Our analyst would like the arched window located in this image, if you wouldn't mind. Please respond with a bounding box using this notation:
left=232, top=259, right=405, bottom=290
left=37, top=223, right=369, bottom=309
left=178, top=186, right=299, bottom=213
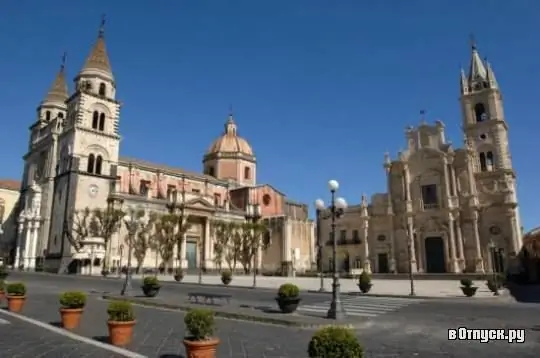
left=474, top=103, right=487, bottom=122
left=58, top=112, right=64, bottom=119
left=99, top=83, right=106, bottom=96
left=45, top=111, right=51, bottom=121
left=486, top=151, right=494, bottom=170
left=207, top=166, right=215, bottom=176
left=479, top=152, right=487, bottom=171
left=92, top=111, right=99, bottom=129
left=244, top=167, right=251, bottom=180
left=87, top=154, right=95, bottom=173
left=95, top=155, right=103, bottom=175
left=99, top=113, right=105, bottom=131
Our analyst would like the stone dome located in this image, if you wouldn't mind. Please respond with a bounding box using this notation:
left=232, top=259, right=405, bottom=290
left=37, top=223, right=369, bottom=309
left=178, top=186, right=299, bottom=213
left=206, top=115, right=254, bottom=156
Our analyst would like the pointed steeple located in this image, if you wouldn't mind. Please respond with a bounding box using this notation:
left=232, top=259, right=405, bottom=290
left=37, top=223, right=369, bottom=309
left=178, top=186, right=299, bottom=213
left=224, top=108, right=237, bottom=136
left=468, top=35, right=487, bottom=82
left=43, top=53, right=68, bottom=105
left=80, top=15, right=113, bottom=78
left=485, top=58, right=498, bottom=89
left=460, top=67, right=468, bottom=94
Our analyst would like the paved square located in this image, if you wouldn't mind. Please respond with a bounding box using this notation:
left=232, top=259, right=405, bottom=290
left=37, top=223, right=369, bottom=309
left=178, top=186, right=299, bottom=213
left=299, top=295, right=425, bottom=317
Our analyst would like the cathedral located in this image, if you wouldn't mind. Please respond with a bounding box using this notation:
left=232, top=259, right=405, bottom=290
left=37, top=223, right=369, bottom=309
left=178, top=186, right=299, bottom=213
left=14, top=22, right=315, bottom=275
left=320, top=41, right=523, bottom=275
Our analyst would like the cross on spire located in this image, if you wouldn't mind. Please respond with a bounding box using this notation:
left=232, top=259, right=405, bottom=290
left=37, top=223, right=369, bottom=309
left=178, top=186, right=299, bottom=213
left=99, top=14, right=106, bottom=38
left=228, top=104, right=234, bottom=116
left=61, top=52, right=67, bottom=70
left=469, top=33, right=477, bottom=50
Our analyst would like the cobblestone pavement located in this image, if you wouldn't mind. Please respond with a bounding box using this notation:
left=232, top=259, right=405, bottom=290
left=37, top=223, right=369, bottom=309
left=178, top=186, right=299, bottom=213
left=0, top=313, right=126, bottom=357
left=9, top=282, right=540, bottom=358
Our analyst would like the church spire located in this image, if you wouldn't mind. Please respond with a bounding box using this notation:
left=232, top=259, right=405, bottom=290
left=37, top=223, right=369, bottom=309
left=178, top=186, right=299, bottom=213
left=467, top=35, right=487, bottom=83
left=79, top=15, right=113, bottom=78
left=42, top=52, right=68, bottom=105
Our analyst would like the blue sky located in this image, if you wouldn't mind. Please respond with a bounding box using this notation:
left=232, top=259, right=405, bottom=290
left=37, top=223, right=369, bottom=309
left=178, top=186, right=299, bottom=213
left=1, top=1, right=539, bottom=229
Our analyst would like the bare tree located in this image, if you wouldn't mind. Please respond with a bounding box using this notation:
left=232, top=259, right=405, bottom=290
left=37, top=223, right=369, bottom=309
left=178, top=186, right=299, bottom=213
left=129, top=212, right=158, bottom=274
left=148, top=214, right=163, bottom=275
left=239, top=222, right=269, bottom=274
left=224, top=223, right=242, bottom=272
left=155, top=214, right=176, bottom=272
left=212, top=220, right=237, bottom=272
left=68, top=208, right=93, bottom=251
left=89, top=206, right=125, bottom=274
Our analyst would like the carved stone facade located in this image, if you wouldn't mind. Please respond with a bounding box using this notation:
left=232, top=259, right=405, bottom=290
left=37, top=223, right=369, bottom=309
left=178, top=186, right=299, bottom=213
left=320, top=42, right=522, bottom=274
left=15, top=23, right=315, bottom=275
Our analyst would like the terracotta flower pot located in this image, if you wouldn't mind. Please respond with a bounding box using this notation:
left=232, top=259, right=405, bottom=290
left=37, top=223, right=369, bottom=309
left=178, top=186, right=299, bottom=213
left=60, top=308, right=84, bottom=330
left=7, top=295, right=26, bottom=313
left=184, top=338, right=220, bottom=358
left=107, top=320, right=136, bottom=346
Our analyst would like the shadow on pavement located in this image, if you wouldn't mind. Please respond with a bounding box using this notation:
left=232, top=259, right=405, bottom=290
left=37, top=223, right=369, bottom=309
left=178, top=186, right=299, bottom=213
left=48, top=321, right=63, bottom=328
left=239, top=304, right=282, bottom=314
left=159, top=355, right=185, bottom=358
left=507, top=283, right=540, bottom=303
left=92, top=335, right=110, bottom=344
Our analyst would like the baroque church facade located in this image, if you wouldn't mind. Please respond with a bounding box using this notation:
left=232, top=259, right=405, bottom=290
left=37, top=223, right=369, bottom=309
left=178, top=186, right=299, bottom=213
left=15, top=22, right=315, bottom=275
left=320, top=42, right=523, bottom=274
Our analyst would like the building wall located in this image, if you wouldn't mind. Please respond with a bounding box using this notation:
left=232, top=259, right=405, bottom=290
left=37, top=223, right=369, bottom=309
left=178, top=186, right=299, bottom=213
left=0, top=181, right=21, bottom=255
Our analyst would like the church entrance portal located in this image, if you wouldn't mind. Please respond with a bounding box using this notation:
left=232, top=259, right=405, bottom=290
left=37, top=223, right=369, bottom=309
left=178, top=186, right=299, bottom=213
left=424, top=237, right=446, bottom=273
left=378, top=253, right=389, bottom=273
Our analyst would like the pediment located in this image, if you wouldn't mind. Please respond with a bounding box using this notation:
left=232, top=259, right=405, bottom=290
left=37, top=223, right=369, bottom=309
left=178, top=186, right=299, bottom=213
left=185, top=197, right=214, bottom=210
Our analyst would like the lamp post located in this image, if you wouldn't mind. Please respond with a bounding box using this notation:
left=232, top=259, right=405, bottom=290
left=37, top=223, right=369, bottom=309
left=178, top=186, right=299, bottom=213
left=315, top=179, right=348, bottom=320
left=314, top=203, right=326, bottom=292
left=245, top=202, right=262, bottom=288
left=406, top=228, right=416, bottom=296
left=118, top=244, right=124, bottom=278
left=488, top=239, right=499, bottom=295
left=121, top=210, right=148, bottom=296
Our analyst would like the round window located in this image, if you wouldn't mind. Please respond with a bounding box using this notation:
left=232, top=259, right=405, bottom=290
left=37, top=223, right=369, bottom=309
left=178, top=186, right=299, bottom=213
left=263, top=194, right=271, bottom=206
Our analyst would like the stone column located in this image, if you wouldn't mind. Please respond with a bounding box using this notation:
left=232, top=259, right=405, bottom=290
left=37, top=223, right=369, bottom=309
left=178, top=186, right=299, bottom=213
left=204, top=218, right=213, bottom=269
left=455, top=218, right=465, bottom=270
left=23, top=220, right=32, bottom=269
left=442, top=158, right=452, bottom=201
left=407, top=217, right=417, bottom=273
left=449, top=165, right=458, bottom=196
left=384, top=160, right=396, bottom=272
left=508, top=210, right=520, bottom=254
left=403, top=164, right=412, bottom=201
left=180, top=232, right=187, bottom=269
left=472, top=211, right=484, bottom=273
left=28, top=220, right=40, bottom=270
left=362, top=220, right=371, bottom=273
left=14, top=222, right=24, bottom=269
left=447, top=215, right=459, bottom=273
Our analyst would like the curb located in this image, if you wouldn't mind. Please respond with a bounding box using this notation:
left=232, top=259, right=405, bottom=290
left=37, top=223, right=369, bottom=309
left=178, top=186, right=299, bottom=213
left=306, top=289, right=440, bottom=299
left=102, top=295, right=357, bottom=329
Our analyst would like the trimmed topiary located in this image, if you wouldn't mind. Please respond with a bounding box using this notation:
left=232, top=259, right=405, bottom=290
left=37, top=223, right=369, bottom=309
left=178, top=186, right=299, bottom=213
left=308, top=326, right=364, bottom=358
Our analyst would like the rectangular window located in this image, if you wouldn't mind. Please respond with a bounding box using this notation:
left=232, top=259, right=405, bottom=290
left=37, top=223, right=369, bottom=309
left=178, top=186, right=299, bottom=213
left=192, top=188, right=201, bottom=194
left=340, top=230, right=347, bottom=242
left=352, top=229, right=360, bottom=243
left=139, top=180, right=149, bottom=197
left=167, top=185, right=176, bottom=201
left=354, top=256, right=362, bottom=268
left=421, top=184, right=438, bottom=207
left=214, top=193, right=221, bottom=206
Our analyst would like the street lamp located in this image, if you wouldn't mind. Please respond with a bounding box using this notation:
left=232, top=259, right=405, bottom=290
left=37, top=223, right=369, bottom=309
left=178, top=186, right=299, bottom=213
left=488, top=239, right=499, bottom=295
left=121, top=210, right=148, bottom=296
left=407, top=229, right=416, bottom=296
left=314, top=198, right=327, bottom=292
left=315, top=179, right=348, bottom=320
left=245, top=202, right=262, bottom=288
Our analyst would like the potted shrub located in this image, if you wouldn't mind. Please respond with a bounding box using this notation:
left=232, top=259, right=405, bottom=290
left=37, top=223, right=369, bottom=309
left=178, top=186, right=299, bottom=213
left=183, top=308, right=219, bottom=358
left=460, top=278, right=478, bottom=297
left=308, top=326, right=364, bottom=357
left=221, top=271, right=232, bottom=285
left=107, top=300, right=136, bottom=346
left=358, top=271, right=372, bottom=294
left=0, top=265, right=8, bottom=280
left=0, top=280, right=5, bottom=301
left=59, top=291, right=87, bottom=330
left=6, top=282, right=26, bottom=312
left=174, top=268, right=184, bottom=282
left=141, top=276, right=161, bottom=297
left=486, top=278, right=500, bottom=295
left=275, top=283, right=301, bottom=313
